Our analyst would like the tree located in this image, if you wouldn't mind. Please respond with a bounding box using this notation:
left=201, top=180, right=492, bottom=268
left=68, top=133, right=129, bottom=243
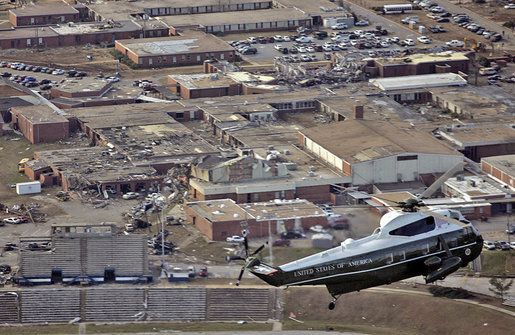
left=476, top=56, right=490, bottom=67
left=489, top=277, right=513, bottom=300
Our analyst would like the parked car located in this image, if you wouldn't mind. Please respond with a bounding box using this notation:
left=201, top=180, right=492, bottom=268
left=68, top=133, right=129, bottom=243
left=483, top=240, right=496, bottom=250
left=273, top=239, right=291, bottom=247
left=280, top=231, right=306, bottom=239
left=402, top=38, right=416, bottom=46
left=0, top=264, right=11, bottom=275
left=479, top=67, right=497, bottom=76
left=417, top=36, right=432, bottom=44
left=241, top=47, right=257, bottom=55
left=331, top=23, right=348, bottom=30
left=355, top=20, right=370, bottom=26
left=446, top=40, right=464, bottom=47
left=226, top=235, right=245, bottom=243
left=511, top=242, right=515, bottom=250
left=309, top=225, right=328, bottom=233
left=3, top=243, right=17, bottom=252
left=504, top=4, right=515, bottom=9
left=497, top=241, right=511, bottom=251
left=122, top=192, right=140, bottom=200
left=506, top=226, right=515, bottom=234
left=296, top=36, right=313, bottom=43
left=2, top=217, right=22, bottom=224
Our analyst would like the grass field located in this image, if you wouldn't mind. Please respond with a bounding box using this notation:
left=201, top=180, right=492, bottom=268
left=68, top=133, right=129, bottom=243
left=284, top=287, right=515, bottom=335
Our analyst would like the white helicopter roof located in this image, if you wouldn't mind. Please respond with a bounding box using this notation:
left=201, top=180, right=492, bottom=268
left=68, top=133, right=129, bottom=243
left=279, top=210, right=464, bottom=273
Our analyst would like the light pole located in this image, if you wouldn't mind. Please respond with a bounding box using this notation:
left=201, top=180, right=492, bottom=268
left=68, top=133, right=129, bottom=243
left=268, top=218, right=273, bottom=265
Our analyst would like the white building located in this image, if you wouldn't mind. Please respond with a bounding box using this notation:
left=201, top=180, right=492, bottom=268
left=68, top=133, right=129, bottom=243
left=299, top=118, right=463, bottom=186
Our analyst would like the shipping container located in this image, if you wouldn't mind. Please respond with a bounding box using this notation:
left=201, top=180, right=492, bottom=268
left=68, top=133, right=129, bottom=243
left=16, top=181, right=41, bottom=195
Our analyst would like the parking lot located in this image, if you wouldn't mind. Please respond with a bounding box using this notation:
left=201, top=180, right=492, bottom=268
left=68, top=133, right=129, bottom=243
left=230, top=26, right=449, bottom=65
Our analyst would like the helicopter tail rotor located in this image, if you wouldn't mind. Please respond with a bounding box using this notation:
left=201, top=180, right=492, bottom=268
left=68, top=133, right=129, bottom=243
left=229, top=232, right=266, bottom=286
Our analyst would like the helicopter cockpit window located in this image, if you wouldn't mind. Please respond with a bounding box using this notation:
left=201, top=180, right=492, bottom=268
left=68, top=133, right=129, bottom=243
left=389, top=216, right=435, bottom=237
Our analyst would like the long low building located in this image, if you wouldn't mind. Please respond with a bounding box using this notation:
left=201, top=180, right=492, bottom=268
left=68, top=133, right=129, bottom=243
left=115, top=31, right=235, bottom=68
left=0, top=20, right=169, bottom=49
left=161, top=8, right=312, bottom=34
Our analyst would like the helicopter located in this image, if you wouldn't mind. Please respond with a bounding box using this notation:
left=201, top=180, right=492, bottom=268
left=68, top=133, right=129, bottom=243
left=229, top=198, right=484, bottom=310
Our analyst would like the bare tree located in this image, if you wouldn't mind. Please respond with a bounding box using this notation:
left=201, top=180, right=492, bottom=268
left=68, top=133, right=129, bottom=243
left=489, top=277, right=513, bottom=301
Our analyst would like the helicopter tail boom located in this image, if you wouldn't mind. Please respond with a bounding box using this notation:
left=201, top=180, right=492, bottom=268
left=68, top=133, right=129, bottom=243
left=248, top=262, right=284, bottom=287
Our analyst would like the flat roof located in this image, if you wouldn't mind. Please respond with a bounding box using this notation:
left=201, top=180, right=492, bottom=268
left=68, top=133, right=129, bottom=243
left=170, top=73, right=238, bottom=90
left=482, top=155, right=515, bottom=179
left=87, top=0, right=271, bottom=20
left=430, top=86, right=514, bottom=122
left=116, top=32, right=233, bottom=56
left=67, top=102, right=195, bottom=129
left=51, top=20, right=145, bottom=35
left=160, top=8, right=309, bottom=27
left=186, top=199, right=249, bottom=222
left=301, top=119, right=459, bottom=164
left=445, top=175, right=508, bottom=199
left=242, top=199, right=325, bottom=221
left=0, top=26, right=59, bottom=39
left=12, top=105, right=68, bottom=124
left=10, top=4, right=79, bottom=17
left=369, top=73, right=467, bottom=91
left=439, top=123, right=515, bottom=147
left=52, top=78, right=111, bottom=94
left=187, top=198, right=326, bottom=222
left=375, top=52, right=470, bottom=66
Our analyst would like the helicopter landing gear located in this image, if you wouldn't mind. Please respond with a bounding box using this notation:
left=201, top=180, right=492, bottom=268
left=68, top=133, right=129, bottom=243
left=328, top=295, right=340, bottom=310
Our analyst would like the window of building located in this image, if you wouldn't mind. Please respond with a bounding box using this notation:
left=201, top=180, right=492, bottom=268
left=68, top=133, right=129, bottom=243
left=389, top=217, right=435, bottom=237
left=397, top=155, right=418, bottom=161
left=197, top=55, right=201, bottom=61
left=175, top=112, right=184, bottom=120
left=220, top=53, right=224, bottom=60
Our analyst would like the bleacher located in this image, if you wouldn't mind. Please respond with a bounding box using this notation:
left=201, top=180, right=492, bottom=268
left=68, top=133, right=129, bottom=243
left=207, top=288, right=273, bottom=321
left=84, top=288, right=146, bottom=322
left=19, top=229, right=149, bottom=283
left=20, top=238, right=81, bottom=278
left=20, top=289, right=80, bottom=323
left=0, top=292, right=19, bottom=323
left=147, top=287, right=207, bottom=321
left=0, top=286, right=281, bottom=324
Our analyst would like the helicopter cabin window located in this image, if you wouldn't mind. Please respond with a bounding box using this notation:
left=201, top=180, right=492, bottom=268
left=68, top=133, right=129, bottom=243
left=389, top=216, right=435, bottom=237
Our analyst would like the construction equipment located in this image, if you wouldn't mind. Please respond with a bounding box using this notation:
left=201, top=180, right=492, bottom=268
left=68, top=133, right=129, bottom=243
left=18, top=158, right=30, bottom=173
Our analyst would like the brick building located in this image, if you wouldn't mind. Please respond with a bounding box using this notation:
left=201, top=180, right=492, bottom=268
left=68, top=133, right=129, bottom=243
left=10, top=105, right=69, bottom=144
left=366, top=52, right=471, bottom=78
left=168, top=73, right=241, bottom=99
left=50, top=78, right=112, bottom=99
left=0, top=20, right=169, bottom=49
left=9, top=4, right=80, bottom=27
left=189, top=150, right=348, bottom=204
left=115, top=31, right=235, bottom=68
left=185, top=198, right=328, bottom=241
left=481, top=155, right=515, bottom=190
left=161, top=8, right=312, bottom=35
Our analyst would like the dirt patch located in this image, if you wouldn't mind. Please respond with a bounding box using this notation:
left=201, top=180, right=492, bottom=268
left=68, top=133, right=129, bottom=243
left=284, top=286, right=515, bottom=335
left=455, top=0, right=515, bottom=24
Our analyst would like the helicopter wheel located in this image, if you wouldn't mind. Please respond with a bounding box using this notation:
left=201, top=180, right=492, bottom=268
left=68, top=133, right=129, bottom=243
left=328, top=301, right=336, bottom=310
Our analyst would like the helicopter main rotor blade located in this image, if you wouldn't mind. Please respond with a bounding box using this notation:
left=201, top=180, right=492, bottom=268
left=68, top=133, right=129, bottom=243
left=243, top=236, right=249, bottom=258
left=226, top=255, right=246, bottom=262
left=250, top=244, right=265, bottom=257
left=236, top=266, right=246, bottom=286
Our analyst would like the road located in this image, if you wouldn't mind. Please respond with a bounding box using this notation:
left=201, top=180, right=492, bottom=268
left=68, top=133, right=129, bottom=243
left=404, top=274, right=515, bottom=298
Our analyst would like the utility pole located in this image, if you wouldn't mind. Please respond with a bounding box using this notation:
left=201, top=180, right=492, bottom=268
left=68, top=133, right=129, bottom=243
left=268, top=218, right=273, bottom=265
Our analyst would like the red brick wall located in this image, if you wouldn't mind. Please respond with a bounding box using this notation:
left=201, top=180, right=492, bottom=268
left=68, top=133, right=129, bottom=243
left=11, top=109, right=69, bottom=144
left=295, top=185, right=332, bottom=204
left=10, top=13, right=79, bottom=27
